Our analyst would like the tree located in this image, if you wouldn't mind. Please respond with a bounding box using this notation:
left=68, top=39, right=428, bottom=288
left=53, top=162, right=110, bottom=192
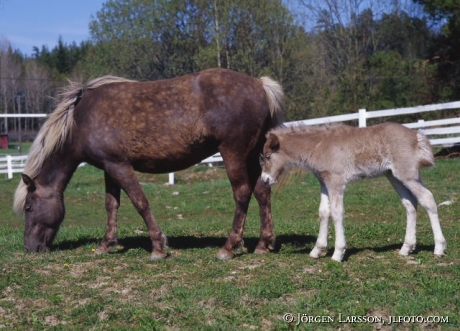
left=0, top=38, right=22, bottom=134
left=414, top=0, right=460, bottom=100
left=87, top=0, right=298, bottom=80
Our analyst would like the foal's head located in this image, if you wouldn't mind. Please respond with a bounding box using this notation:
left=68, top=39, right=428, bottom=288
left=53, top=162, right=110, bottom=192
left=21, top=174, right=65, bottom=252
left=261, top=132, right=287, bottom=185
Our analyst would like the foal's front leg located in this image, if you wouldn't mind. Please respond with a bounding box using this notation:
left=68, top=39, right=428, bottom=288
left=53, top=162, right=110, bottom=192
left=329, top=186, right=347, bottom=262
left=310, top=183, right=330, bottom=259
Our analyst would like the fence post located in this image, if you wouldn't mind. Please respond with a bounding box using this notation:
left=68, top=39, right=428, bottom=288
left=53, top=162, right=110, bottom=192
left=358, top=109, right=367, bottom=127
left=168, top=172, right=175, bottom=185
left=7, top=155, right=12, bottom=179
left=417, top=119, right=425, bottom=133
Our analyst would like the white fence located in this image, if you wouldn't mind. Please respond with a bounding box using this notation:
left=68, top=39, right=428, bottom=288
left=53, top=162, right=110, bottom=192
left=2, top=101, right=459, bottom=182
left=0, top=155, right=28, bottom=179
left=286, top=101, right=460, bottom=147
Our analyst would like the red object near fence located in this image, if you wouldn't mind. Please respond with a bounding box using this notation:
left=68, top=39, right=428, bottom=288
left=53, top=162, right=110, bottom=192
left=0, top=134, right=8, bottom=149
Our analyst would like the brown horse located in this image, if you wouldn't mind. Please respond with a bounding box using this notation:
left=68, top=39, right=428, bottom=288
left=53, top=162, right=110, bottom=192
left=14, top=68, right=285, bottom=260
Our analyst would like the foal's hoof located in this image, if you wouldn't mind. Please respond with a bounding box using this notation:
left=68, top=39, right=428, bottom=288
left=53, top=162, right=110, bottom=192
left=434, top=242, right=446, bottom=257
left=149, top=251, right=168, bottom=260
left=216, top=248, right=234, bottom=261
left=309, top=247, right=327, bottom=259
left=331, top=249, right=346, bottom=262
left=399, top=244, right=415, bottom=256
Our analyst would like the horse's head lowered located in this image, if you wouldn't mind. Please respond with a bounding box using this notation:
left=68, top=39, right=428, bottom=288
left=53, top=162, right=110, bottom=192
left=21, top=174, right=65, bottom=252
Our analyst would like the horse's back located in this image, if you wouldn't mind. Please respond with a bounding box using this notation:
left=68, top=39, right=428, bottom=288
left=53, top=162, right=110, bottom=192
left=72, top=69, right=273, bottom=172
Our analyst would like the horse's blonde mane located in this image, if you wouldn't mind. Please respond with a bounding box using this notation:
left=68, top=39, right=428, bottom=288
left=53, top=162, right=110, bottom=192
left=14, top=75, right=137, bottom=216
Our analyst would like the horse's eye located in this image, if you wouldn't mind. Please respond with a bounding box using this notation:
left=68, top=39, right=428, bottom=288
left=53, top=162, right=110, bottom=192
left=265, top=154, right=271, bottom=160
left=25, top=204, right=33, bottom=212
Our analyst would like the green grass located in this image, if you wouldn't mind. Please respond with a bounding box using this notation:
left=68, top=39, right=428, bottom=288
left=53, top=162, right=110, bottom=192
left=0, top=142, right=32, bottom=157
left=0, top=160, right=459, bottom=330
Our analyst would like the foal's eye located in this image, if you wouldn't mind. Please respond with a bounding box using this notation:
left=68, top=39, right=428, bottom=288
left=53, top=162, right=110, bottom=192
left=265, top=154, right=271, bottom=160
left=24, top=204, right=33, bottom=212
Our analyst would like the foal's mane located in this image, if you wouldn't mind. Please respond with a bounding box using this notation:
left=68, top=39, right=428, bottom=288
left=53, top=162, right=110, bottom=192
left=272, top=123, right=344, bottom=136
left=14, top=75, right=137, bottom=216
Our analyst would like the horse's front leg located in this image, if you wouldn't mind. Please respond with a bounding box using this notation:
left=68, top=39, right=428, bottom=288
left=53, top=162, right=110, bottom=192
left=95, top=172, right=121, bottom=254
left=104, top=163, right=168, bottom=260
left=253, top=177, right=276, bottom=254
left=310, top=182, right=330, bottom=259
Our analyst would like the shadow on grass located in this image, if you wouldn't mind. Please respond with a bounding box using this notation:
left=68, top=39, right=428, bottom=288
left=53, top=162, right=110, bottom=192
left=55, top=234, right=316, bottom=254
left=343, top=244, right=436, bottom=261
left=54, top=235, right=437, bottom=259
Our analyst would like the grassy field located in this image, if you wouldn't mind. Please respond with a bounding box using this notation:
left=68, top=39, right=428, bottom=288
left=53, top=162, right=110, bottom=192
left=0, top=159, right=459, bottom=330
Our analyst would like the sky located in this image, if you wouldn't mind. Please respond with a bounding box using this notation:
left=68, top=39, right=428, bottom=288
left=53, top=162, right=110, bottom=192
left=0, top=0, right=106, bottom=56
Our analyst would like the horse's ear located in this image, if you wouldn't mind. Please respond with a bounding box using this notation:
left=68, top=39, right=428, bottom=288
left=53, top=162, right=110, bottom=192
left=267, top=133, right=280, bottom=152
left=22, top=174, right=36, bottom=193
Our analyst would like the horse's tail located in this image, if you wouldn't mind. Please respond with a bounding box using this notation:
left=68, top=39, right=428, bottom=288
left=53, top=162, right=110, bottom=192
left=260, top=76, right=285, bottom=127
left=14, top=75, right=136, bottom=216
left=417, top=131, right=435, bottom=168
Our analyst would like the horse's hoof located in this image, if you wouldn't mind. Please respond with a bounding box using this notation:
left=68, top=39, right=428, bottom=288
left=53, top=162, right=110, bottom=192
left=216, top=248, right=234, bottom=261
left=254, top=248, right=269, bottom=255
left=93, top=247, right=109, bottom=255
left=149, top=251, right=168, bottom=260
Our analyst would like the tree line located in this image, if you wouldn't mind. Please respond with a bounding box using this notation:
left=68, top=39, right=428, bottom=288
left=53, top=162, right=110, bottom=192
left=1, top=0, right=459, bottom=137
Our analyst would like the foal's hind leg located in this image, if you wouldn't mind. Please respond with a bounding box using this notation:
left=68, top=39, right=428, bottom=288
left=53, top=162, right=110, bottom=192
left=386, top=173, right=418, bottom=256
left=104, top=163, right=168, bottom=260
left=95, top=172, right=121, bottom=254
left=387, top=173, right=446, bottom=256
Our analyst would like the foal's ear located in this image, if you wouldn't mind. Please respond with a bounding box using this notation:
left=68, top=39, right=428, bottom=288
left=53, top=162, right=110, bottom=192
left=267, top=133, right=280, bottom=152
left=22, top=174, right=37, bottom=193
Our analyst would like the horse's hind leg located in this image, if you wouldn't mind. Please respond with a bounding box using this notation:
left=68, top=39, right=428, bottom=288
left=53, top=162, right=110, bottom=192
left=95, top=172, right=121, bottom=254
left=104, top=163, right=168, bottom=260
left=248, top=152, right=276, bottom=255
left=216, top=158, right=255, bottom=260
left=253, top=176, right=276, bottom=254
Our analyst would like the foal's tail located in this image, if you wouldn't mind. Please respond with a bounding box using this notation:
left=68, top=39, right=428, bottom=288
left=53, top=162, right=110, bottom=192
left=417, top=131, right=435, bottom=168
left=260, top=76, right=285, bottom=127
